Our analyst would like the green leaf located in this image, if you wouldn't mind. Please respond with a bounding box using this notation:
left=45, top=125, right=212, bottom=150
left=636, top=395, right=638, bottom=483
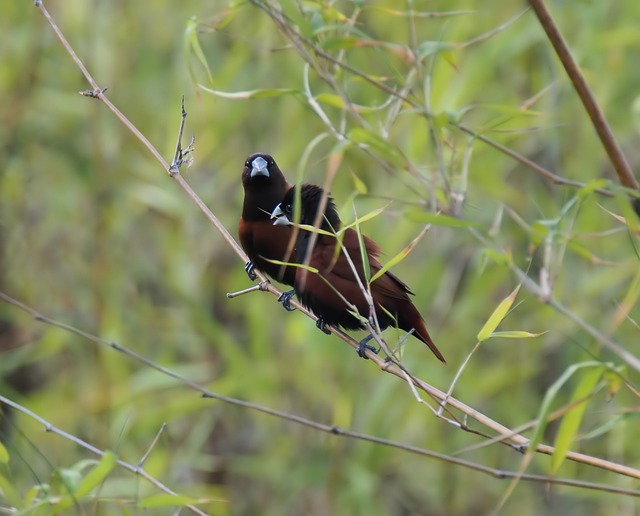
left=0, top=474, right=23, bottom=509
left=74, top=451, right=117, bottom=498
left=0, top=440, right=8, bottom=463
left=314, top=93, right=385, bottom=114
left=477, top=285, right=520, bottom=341
left=405, top=210, right=480, bottom=228
left=199, top=85, right=298, bottom=99
left=340, top=204, right=389, bottom=232
left=184, top=18, right=212, bottom=85
left=351, top=172, right=368, bottom=194
left=489, top=330, right=544, bottom=339
left=551, top=366, right=604, bottom=474
left=370, top=225, right=430, bottom=284
left=347, top=127, right=405, bottom=167
left=416, top=40, right=454, bottom=60
left=138, top=493, right=202, bottom=508
left=526, top=361, right=607, bottom=474
left=264, top=258, right=319, bottom=274
left=318, top=35, right=361, bottom=50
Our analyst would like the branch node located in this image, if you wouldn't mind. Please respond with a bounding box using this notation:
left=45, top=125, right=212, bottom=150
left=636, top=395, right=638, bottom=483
left=79, top=87, right=107, bottom=98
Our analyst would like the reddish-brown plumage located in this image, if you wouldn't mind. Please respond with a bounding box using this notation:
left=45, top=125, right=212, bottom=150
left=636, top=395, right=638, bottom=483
left=272, top=184, right=445, bottom=362
left=239, top=153, right=297, bottom=286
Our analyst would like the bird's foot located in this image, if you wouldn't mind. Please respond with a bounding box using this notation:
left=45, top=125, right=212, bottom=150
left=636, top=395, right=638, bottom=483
left=244, top=261, right=257, bottom=281
left=356, top=334, right=379, bottom=360
left=278, top=290, right=296, bottom=312
left=316, top=318, right=332, bottom=335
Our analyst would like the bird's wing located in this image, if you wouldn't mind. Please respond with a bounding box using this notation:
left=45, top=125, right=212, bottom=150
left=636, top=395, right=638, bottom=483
left=316, top=229, right=414, bottom=300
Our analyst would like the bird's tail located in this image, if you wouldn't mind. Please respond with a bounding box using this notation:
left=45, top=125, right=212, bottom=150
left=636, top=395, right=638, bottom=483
left=413, top=318, right=446, bottom=363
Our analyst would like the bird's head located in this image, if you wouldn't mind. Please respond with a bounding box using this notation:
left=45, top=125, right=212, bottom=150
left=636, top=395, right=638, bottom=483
left=271, top=184, right=340, bottom=231
left=242, top=153, right=288, bottom=188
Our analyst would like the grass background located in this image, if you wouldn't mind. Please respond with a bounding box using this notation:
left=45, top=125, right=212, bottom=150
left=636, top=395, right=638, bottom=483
left=1, top=1, right=640, bottom=514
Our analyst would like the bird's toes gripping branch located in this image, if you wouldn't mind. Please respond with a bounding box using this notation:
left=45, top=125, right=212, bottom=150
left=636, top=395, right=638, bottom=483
left=316, top=318, right=332, bottom=335
left=356, top=334, right=380, bottom=360
left=244, top=261, right=257, bottom=281
left=277, top=290, right=296, bottom=312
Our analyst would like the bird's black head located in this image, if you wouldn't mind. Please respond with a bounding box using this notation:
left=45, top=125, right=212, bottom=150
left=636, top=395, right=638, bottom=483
left=242, top=153, right=287, bottom=189
left=272, top=184, right=341, bottom=232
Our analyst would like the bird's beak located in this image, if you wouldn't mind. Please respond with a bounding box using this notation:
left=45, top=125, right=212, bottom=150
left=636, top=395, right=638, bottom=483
left=271, top=204, right=290, bottom=226
left=250, top=156, right=269, bottom=178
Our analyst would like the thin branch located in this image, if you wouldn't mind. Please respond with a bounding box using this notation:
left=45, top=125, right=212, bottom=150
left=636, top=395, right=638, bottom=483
left=0, top=395, right=208, bottom=516
left=528, top=0, right=639, bottom=193
left=3, top=291, right=640, bottom=481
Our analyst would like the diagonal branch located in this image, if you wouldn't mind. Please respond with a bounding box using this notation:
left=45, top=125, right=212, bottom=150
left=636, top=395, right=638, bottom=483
left=528, top=0, right=639, bottom=197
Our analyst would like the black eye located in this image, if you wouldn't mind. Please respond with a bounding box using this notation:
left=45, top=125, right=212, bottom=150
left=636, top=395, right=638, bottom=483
left=285, top=203, right=292, bottom=213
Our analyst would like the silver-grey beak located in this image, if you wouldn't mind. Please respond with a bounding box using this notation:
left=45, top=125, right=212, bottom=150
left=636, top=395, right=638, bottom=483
left=250, top=156, right=269, bottom=178
left=271, top=204, right=289, bottom=226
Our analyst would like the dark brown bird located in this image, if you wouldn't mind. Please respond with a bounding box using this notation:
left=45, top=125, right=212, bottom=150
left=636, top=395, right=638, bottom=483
left=271, top=184, right=445, bottom=362
left=239, top=153, right=297, bottom=308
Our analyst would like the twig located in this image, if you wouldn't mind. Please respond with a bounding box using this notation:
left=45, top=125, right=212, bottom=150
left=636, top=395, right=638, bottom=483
left=0, top=395, right=208, bottom=516
left=3, top=291, right=640, bottom=481
left=528, top=0, right=639, bottom=195
left=138, top=423, right=167, bottom=469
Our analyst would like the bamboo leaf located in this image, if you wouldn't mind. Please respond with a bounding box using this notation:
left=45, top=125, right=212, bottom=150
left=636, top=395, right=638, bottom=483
left=184, top=18, right=212, bottom=84
left=199, top=85, right=298, bottom=99
left=370, top=225, right=430, bottom=284
left=526, top=362, right=606, bottom=475
left=74, top=451, right=117, bottom=497
left=347, top=127, right=405, bottom=167
left=340, top=204, right=389, bottom=232
left=0, top=440, right=8, bottom=463
left=477, top=285, right=520, bottom=341
left=551, top=366, right=605, bottom=474
left=264, top=258, right=319, bottom=274
left=138, top=494, right=203, bottom=508
left=489, top=330, right=545, bottom=339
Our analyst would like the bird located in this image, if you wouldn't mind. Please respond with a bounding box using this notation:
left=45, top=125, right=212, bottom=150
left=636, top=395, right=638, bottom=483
left=239, top=153, right=297, bottom=309
left=271, top=184, right=445, bottom=362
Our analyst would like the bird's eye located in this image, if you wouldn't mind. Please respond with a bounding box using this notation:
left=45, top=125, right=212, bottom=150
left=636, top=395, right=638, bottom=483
left=285, top=203, right=292, bottom=213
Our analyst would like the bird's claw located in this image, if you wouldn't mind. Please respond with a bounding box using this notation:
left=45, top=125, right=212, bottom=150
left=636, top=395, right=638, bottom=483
left=356, top=335, right=379, bottom=360
left=278, top=290, right=296, bottom=312
left=316, top=318, right=332, bottom=335
left=244, top=261, right=257, bottom=281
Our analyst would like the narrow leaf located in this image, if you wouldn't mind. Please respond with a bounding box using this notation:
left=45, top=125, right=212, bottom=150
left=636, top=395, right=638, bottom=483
left=340, top=204, right=390, bottom=232
left=0, top=440, right=8, bottom=463
left=74, top=451, right=117, bottom=497
left=184, top=18, right=212, bottom=84
left=477, top=285, right=520, bottom=341
left=138, top=494, right=202, bottom=508
left=0, top=474, right=23, bottom=508
left=347, top=127, right=405, bottom=167
left=370, top=225, right=430, bottom=284
left=551, top=366, right=604, bottom=474
left=199, top=85, right=298, bottom=99
left=351, top=172, right=368, bottom=194
left=526, top=361, right=606, bottom=474
left=489, top=330, right=545, bottom=339
left=264, top=258, right=319, bottom=274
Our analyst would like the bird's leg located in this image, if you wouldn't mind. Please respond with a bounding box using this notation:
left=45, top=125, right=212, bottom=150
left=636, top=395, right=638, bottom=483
left=356, top=334, right=379, bottom=359
left=244, top=261, right=257, bottom=281
left=277, top=290, right=296, bottom=312
left=316, top=318, right=332, bottom=335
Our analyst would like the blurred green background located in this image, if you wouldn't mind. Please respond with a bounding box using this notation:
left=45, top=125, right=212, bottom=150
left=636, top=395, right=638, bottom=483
left=2, top=1, right=640, bottom=514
